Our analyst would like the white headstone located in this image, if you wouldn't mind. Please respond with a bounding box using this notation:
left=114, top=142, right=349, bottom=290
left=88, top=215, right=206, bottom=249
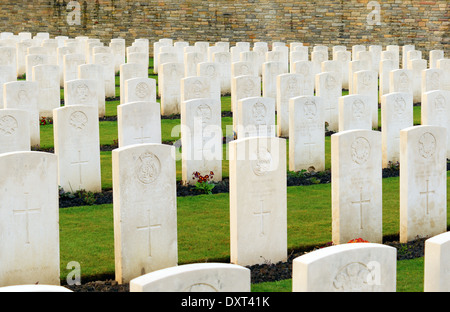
left=86, top=41, right=103, bottom=64
left=78, top=64, right=105, bottom=118
left=109, top=39, right=126, bottom=74
left=399, top=125, right=447, bottom=243
left=0, top=109, right=30, bottom=153
left=379, top=59, right=395, bottom=101
left=407, top=58, right=427, bottom=103
left=117, top=101, right=162, bottom=147
left=311, top=50, right=328, bottom=79
left=353, top=70, right=378, bottom=129
left=369, top=45, right=382, bottom=73
left=429, top=50, right=444, bottom=69
left=25, top=54, right=49, bottom=82
left=180, top=76, right=217, bottom=104
left=3, top=81, right=39, bottom=147
left=291, top=60, right=315, bottom=97
left=184, top=51, right=206, bottom=77
left=253, top=45, right=268, bottom=77
left=32, top=64, right=60, bottom=118
left=231, top=75, right=261, bottom=131
left=390, top=69, right=414, bottom=97
left=124, top=77, right=156, bottom=104
left=316, top=72, right=342, bottom=132
left=338, top=94, right=373, bottom=132
left=0, top=65, right=16, bottom=108
left=239, top=51, right=260, bottom=77
left=129, top=263, right=250, bottom=292
left=120, top=62, right=148, bottom=105
left=63, top=53, right=85, bottom=84
left=276, top=73, right=303, bottom=137
left=127, top=52, right=149, bottom=70
left=356, top=51, right=373, bottom=71
left=422, top=68, right=444, bottom=94
left=53, top=105, right=102, bottom=193
left=93, top=52, right=116, bottom=98
left=386, top=45, right=400, bottom=69
left=0, top=151, right=60, bottom=287
left=424, top=231, right=450, bottom=292
left=321, top=60, right=343, bottom=82
left=181, top=98, right=222, bottom=185
left=16, top=40, right=34, bottom=77
left=159, top=62, right=184, bottom=116
left=229, top=136, right=287, bottom=266
left=348, top=60, right=361, bottom=94
left=262, top=61, right=287, bottom=101
left=437, top=59, right=450, bottom=91
left=292, top=243, right=397, bottom=292
left=331, top=129, right=383, bottom=244
left=381, top=92, right=413, bottom=168
left=232, top=61, right=256, bottom=78
left=212, top=51, right=231, bottom=95
left=0, top=47, right=17, bottom=77
left=64, top=79, right=98, bottom=111
left=272, top=46, right=289, bottom=73
left=421, top=90, right=450, bottom=158
left=402, top=45, right=415, bottom=68
left=57, top=47, right=75, bottom=87
left=194, top=41, right=210, bottom=57
left=196, top=62, right=221, bottom=104
left=236, top=96, right=276, bottom=139
left=290, top=49, right=309, bottom=68
left=352, top=45, right=366, bottom=61
left=289, top=95, right=325, bottom=172
left=112, top=143, right=177, bottom=284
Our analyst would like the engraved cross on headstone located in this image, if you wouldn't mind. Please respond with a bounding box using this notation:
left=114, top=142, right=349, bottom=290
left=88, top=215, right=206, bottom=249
left=13, top=192, right=41, bottom=244
left=420, top=180, right=435, bottom=215
left=254, top=199, right=271, bottom=236
left=137, top=208, right=161, bottom=257
left=304, top=133, right=316, bottom=161
left=351, top=188, right=371, bottom=230
left=71, top=150, right=89, bottom=189
left=134, top=126, right=153, bottom=144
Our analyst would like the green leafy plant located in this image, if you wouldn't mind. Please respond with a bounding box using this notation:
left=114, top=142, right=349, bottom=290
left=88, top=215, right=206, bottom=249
left=193, top=171, right=215, bottom=195
left=78, top=190, right=96, bottom=206
left=59, top=187, right=97, bottom=206
left=40, top=117, right=53, bottom=126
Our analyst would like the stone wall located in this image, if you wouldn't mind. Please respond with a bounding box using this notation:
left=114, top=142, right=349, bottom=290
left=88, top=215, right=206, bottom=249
left=0, top=0, right=448, bottom=57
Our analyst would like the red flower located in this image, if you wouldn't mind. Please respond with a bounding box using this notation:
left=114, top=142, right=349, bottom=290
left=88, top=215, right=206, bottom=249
left=348, top=238, right=369, bottom=243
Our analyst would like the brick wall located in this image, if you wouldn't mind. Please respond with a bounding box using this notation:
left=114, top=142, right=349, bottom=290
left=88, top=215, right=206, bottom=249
left=0, top=0, right=448, bottom=57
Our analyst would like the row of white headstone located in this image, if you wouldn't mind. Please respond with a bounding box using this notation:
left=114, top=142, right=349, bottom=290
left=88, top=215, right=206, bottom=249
left=0, top=33, right=153, bottom=193
left=153, top=38, right=449, bottom=117
left=150, top=38, right=450, bottom=185
left=0, top=36, right=449, bottom=191
left=0, top=136, right=448, bottom=291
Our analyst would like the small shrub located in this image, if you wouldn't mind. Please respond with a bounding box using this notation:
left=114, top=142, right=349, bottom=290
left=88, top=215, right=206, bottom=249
left=192, top=171, right=215, bottom=195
